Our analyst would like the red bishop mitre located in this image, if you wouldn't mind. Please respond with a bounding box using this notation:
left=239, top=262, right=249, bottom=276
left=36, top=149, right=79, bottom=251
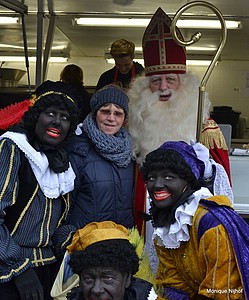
left=143, top=7, right=186, bottom=76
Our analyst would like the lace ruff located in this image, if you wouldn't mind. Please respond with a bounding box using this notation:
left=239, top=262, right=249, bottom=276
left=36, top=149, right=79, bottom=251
left=0, top=132, right=75, bottom=198
left=152, top=187, right=213, bottom=249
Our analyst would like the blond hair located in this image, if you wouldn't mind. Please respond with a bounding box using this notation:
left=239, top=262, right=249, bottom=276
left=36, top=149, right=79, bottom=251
left=110, top=39, right=135, bottom=59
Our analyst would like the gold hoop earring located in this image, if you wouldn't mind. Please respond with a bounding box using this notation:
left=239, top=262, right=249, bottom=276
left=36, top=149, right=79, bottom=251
left=182, top=186, right=188, bottom=193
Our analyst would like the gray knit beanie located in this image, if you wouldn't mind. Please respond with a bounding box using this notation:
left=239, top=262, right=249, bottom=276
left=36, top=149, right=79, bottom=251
left=90, top=85, right=129, bottom=116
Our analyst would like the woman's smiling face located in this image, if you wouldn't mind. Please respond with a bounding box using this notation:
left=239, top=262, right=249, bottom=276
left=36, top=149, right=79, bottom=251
left=96, top=103, right=125, bottom=135
left=146, top=168, right=188, bottom=209
left=34, top=105, right=71, bottom=146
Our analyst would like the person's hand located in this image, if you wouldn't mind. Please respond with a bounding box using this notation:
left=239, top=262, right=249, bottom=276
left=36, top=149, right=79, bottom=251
left=190, top=139, right=212, bottom=179
left=13, top=268, right=44, bottom=300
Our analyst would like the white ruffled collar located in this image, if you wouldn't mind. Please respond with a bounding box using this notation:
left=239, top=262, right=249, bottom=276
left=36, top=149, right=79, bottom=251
left=0, top=132, right=75, bottom=198
left=152, top=187, right=213, bottom=249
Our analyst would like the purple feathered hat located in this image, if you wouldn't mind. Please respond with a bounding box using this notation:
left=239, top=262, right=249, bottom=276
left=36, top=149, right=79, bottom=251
left=159, top=141, right=205, bottom=180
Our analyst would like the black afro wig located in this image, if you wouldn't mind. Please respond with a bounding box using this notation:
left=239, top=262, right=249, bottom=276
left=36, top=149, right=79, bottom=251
left=141, top=148, right=200, bottom=190
left=69, top=239, right=139, bottom=276
left=23, top=92, right=79, bottom=139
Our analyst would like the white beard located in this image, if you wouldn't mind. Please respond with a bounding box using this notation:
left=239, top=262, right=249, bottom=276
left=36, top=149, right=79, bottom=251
left=127, top=72, right=211, bottom=164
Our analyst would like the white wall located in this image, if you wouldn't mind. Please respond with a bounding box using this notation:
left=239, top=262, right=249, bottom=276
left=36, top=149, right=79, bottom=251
left=188, top=60, right=249, bottom=131
left=189, top=61, right=249, bottom=115
left=4, top=57, right=249, bottom=126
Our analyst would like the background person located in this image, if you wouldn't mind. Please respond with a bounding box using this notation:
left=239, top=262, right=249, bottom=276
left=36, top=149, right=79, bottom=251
left=60, top=64, right=91, bottom=121
left=66, top=85, right=134, bottom=230
left=96, top=39, right=144, bottom=91
left=0, top=81, right=79, bottom=300
left=141, top=141, right=249, bottom=300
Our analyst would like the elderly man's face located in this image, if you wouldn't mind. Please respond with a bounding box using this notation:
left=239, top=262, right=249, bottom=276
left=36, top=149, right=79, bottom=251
left=149, top=73, right=180, bottom=101
left=80, top=267, right=131, bottom=300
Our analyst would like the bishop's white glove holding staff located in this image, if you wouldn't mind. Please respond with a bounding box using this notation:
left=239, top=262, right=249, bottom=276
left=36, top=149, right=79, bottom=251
left=190, top=139, right=213, bottom=179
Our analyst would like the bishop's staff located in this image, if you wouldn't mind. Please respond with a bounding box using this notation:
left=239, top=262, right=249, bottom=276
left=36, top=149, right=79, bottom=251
left=170, top=1, right=227, bottom=142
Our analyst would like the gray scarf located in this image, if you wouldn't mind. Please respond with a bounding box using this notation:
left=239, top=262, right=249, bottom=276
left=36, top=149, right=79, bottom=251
left=82, top=113, right=132, bottom=168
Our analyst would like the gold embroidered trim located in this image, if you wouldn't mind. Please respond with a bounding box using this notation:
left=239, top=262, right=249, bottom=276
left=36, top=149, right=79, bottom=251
left=37, top=196, right=48, bottom=247
left=0, top=138, right=6, bottom=152
left=36, top=91, right=75, bottom=104
left=32, top=247, right=56, bottom=265
left=0, top=258, right=29, bottom=280
left=212, top=227, right=219, bottom=289
left=0, top=144, right=15, bottom=202
left=202, top=235, right=209, bottom=274
left=11, top=184, right=39, bottom=236
left=45, top=197, right=52, bottom=246
left=38, top=248, right=44, bottom=266
left=58, top=194, right=70, bottom=227
left=201, top=120, right=228, bottom=150
left=33, top=248, right=38, bottom=266
left=226, top=232, right=231, bottom=299
left=32, top=256, right=56, bottom=264
left=12, top=182, right=18, bottom=205
left=61, top=231, right=73, bottom=250
left=194, top=209, right=207, bottom=234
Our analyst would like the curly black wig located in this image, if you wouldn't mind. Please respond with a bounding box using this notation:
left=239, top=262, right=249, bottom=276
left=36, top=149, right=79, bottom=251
left=22, top=93, right=79, bottom=139
left=141, top=148, right=200, bottom=190
left=69, top=239, right=139, bottom=276
left=141, top=148, right=202, bottom=227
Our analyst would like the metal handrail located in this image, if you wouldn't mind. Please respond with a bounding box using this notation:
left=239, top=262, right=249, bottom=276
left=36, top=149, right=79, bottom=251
left=170, top=1, right=227, bottom=141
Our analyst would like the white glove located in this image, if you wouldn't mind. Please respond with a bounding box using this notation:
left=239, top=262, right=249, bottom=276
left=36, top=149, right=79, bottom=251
left=190, top=139, right=213, bottom=179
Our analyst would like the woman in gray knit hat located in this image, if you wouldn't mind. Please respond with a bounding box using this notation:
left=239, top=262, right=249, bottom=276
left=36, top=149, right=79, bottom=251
left=66, top=84, right=134, bottom=230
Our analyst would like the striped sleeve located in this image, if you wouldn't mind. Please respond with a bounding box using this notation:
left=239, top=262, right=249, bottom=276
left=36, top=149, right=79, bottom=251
left=0, top=138, right=31, bottom=283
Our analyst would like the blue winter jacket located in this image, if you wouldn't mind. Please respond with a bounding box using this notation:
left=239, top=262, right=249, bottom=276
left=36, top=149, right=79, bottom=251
left=66, top=132, right=135, bottom=229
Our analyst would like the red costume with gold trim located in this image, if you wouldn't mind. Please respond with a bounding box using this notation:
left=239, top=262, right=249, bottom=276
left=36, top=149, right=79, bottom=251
left=201, top=118, right=231, bottom=183
left=129, top=8, right=232, bottom=235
